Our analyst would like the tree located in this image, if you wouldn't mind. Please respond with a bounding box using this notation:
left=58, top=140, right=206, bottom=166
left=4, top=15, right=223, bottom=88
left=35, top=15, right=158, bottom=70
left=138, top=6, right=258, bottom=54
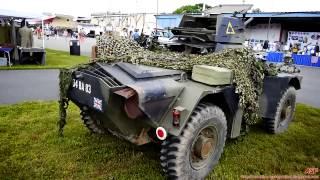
left=173, top=3, right=212, bottom=14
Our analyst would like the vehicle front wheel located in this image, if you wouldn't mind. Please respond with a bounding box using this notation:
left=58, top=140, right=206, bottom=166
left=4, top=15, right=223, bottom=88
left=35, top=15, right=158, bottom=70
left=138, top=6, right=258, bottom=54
left=266, top=87, right=296, bottom=134
left=160, top=103, right=227, bottom=179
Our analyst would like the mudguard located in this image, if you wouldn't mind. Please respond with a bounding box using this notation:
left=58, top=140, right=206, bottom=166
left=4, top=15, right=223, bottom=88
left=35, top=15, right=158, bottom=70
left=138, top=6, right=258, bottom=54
left=259, top=74, right=302, bottom=119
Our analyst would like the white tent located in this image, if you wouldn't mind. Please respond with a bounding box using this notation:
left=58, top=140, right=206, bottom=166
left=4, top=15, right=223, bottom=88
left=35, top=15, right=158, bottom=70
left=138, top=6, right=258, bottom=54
left=0, top=9, right=46, bottom=48
left=0, top=9, right=43, bottom=19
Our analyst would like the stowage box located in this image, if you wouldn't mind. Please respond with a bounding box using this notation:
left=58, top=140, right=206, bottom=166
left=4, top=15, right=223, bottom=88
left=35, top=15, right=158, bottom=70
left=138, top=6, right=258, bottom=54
left=192, top=65, right=233, bottom=85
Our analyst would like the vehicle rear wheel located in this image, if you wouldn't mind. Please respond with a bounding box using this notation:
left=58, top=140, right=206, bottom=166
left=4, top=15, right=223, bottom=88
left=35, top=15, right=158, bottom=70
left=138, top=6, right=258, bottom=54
left=160, top=103, right=227, bottom=179
left=80, top=109, right=107, bottom=134
left=266, top=87, right=296, bottom=134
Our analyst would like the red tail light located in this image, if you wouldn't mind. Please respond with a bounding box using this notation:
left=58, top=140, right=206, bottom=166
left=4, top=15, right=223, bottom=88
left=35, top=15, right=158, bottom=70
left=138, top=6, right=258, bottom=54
left=172, top=109, right=181, bottom=127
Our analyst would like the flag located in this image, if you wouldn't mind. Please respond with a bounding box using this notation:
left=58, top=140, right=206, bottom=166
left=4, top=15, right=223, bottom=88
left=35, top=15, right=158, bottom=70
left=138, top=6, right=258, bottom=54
left=93, top=97, right=102, bottom=111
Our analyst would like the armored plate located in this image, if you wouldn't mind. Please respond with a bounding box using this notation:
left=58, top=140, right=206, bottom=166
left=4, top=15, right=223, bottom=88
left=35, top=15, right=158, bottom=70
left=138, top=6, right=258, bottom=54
left=116, top=62, right=183, bottom=79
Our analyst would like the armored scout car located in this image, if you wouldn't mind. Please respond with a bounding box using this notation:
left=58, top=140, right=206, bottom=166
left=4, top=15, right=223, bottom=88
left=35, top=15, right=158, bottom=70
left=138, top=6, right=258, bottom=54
left=65, top=15, right=302, bottom=179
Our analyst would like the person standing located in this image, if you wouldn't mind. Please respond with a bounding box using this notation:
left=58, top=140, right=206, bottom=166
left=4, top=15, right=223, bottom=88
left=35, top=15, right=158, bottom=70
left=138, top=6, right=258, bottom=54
left=36, top=26, right=42, bottom=39
left=311, top=43, right=319, bottom=64
left=314, top=42, right=319, bottom=56
left=54, top=28, right=58, bottom=39
left=132, top=29, right=140, bottom=42
left=292, top=44, right=299, bottom=54
left=63, top=29, right=68, bottom=42
left=79, top=28, right=85, bottom=43
left=120, top=28, right=128, bottom=38
left=263, top=40, right=269, bottom=50
left=45, top=28, right=51, bottom=40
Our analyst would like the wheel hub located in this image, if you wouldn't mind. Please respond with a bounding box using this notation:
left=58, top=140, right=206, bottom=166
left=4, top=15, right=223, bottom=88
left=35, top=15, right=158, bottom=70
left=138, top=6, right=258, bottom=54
left=280, top=99, right=292, bottom=126
left=285, top=106, right=292, bottom=119
left=190, top=126, right=218, bottom=170
left=194, top=136, right=214, bottom=159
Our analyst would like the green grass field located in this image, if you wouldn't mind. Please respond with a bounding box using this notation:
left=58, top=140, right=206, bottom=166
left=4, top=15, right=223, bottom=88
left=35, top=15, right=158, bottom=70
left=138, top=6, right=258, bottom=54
left=0, top=49, right=88, bottom=70
left=0, top=102, right=319, bottom=179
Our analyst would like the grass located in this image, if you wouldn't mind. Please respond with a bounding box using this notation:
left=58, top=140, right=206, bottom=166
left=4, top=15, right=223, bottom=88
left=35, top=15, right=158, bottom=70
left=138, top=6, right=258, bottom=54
left=0, top=102, right=319, bottom=179
left=0, top=49, right=88, bottom=70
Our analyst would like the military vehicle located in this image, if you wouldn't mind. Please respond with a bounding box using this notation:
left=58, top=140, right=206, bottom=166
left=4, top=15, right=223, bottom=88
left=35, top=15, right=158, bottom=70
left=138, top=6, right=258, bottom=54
left=168, top=14, right=250, bottom=54
left=68, top=64, right=301, bottom=179
left=65, top=15, right=302, bottom=179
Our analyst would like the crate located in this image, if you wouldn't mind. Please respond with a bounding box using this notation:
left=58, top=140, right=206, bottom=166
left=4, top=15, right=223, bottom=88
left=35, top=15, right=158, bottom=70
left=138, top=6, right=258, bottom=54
left=0, top=57, right=7, bottom=66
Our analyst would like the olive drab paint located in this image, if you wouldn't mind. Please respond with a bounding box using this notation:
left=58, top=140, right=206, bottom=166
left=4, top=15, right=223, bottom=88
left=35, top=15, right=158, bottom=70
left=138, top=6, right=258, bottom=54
left=169, top=15, right=245, bottom=52
left=57, top=14, right=303, bottom=180
left=59, top=32, right=301, bottom=143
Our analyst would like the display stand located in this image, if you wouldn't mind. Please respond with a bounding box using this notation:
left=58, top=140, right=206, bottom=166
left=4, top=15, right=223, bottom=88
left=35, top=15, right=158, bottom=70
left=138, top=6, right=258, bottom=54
left=18, top=47, right=46, bottom=65
left=266, top=52, right=320, bottom=67
left=0, top=47, right=13, bottom=66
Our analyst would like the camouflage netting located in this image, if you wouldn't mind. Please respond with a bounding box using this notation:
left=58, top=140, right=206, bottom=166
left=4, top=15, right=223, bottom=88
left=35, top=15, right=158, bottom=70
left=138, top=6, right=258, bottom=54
left=58, top=65, right=89, bottom=135
left=58, top=34, right=278, bottom=134
left=58, top=68, right=72, bottom=136
left=276, top=56, right=301, bottom=74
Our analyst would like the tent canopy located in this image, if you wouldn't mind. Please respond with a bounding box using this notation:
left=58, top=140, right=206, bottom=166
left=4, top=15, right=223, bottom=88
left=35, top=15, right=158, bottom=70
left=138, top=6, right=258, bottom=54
left=0, top=9, right=44, bottom=19
left=28, top=16, right=56, bottom=25
left=0, top=9, right=46, bottom=49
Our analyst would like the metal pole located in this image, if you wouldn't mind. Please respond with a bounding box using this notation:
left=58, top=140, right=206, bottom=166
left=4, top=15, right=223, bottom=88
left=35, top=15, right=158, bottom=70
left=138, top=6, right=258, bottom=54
left=202, top=3, right=205, bottom=15
left=267, top=17, right=271, bottom=41
left=156, top=0, right=158, bottom=33
left=10, top=18, right=18, bottom=61
left=42, top=18, right=45, bottom=48
left=143, top=13, right=145, bottom=33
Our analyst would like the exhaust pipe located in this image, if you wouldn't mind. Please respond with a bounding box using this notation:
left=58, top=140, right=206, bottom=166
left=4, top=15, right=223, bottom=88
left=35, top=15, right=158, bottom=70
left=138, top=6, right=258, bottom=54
left=114, top=88, right=143, bottom=119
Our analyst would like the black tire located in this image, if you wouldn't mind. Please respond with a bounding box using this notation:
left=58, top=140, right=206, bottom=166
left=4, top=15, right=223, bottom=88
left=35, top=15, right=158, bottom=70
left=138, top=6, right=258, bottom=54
left=80, top=110, right=107, bottom=134
left=266, top=87, right=296, bottom=134
left=161, top=103, right=227, bottom=180
left=160, top=140, right=169, bottom=173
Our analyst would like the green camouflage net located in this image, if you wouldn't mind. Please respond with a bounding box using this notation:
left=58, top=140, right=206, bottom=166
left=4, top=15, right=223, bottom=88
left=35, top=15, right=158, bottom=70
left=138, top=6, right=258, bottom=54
left=94, top=34, right=278, bottom=124
left=58, top=65, right=89, bottom=135
left=58, top=68, right=72, bottom=136
left=58, top=34, right=278, bottom=134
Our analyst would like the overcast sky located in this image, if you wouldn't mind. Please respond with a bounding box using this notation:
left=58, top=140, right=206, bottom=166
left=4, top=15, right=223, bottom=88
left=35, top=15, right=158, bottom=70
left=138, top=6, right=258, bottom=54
left=2, top=0, right=320, bottom=16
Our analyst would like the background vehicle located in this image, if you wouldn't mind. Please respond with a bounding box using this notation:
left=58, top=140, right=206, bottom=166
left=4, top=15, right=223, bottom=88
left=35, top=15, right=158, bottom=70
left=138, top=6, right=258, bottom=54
left=77, top=24, right=103, bottom=38
left=86, top=30, right=96, bottom=38
left=150, top=29, right=174, bottom=46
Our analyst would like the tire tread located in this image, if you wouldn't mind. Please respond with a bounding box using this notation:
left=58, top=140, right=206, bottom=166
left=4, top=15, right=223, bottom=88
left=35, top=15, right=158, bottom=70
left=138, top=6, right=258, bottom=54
left=160, top=103, right=227, bottom=180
